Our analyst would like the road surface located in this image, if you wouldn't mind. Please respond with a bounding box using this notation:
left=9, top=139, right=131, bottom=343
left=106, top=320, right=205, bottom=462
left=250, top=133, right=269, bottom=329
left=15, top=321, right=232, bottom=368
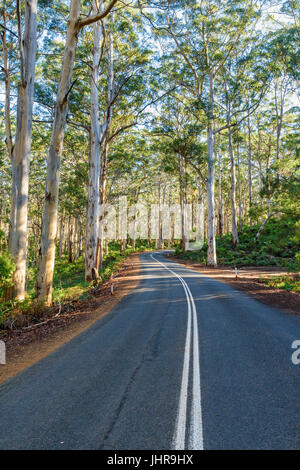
left=0, top=252, right=299, bottom=450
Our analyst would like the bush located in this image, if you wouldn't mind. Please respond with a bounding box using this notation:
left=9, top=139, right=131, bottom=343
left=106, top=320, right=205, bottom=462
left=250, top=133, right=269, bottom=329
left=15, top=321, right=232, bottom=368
left=176, top=217, right=300, bottom=269
left=0, top=250, right=15, bottom=298
left=260, top=275, right=300, bottom=293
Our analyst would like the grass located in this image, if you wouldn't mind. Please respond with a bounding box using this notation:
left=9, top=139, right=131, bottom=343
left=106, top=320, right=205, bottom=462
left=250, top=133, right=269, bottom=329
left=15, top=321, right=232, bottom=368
left=259, top=275, right=300, bottom=293
left=177, top=217, right=300, bottom=272
left=0, top=240, right=155, bottom=328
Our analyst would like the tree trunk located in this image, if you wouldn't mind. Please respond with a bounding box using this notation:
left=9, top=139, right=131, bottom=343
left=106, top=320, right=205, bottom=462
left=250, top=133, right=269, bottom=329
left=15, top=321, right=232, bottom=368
left=206, top=73, right=217, bottom=266
left=68, top=216, right=74, bottom=263
left=257, top=119, right=263, bottom=194
left=217, top=151, right=223, bottom=236
left=228, top=119, right=239, bottom=246
left=1, top=7, right=15, bottom=252
left=197, top=181, right=205, bottom=246
left=85, top=3, right=101, bottom=281
left=275, top=80, right=285, bottom=162
left=96, top=142, right=108, bottom=271
left=254, top=212, right=278, bottom=243
left=247, top=117, right=252, bottom=226
left=178, top=156, right=186, bottom=252
left=73, top=218, right=78, bottom=261
left=9, top=0, right=38, bottom=300
left=59, top=217, right=64, bottom=259
left=36, top=0, right=81, bottom=305
left=96, top=25, right=114, bottom=271
left=77, top=220, right=82, bottom=259
left=236, top=140, right=242, bottom=230
left=2, top=7, right=13, bottom=161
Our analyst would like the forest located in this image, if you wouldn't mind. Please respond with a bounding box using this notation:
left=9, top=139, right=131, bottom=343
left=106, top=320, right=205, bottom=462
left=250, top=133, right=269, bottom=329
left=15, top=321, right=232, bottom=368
left=0, top=0, right=299, bottom=322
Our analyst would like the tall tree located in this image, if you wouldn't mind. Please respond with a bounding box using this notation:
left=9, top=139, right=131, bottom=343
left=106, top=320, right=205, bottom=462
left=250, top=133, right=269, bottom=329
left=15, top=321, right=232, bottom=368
left=85, top=0, right=102, bottom=282
left=36, top=0, right=118, bottom=305
left=6, top=0, right=38, bottom=300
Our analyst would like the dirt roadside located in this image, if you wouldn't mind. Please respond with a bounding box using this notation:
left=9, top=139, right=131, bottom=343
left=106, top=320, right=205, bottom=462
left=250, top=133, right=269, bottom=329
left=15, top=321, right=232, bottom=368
left=166, top=255, right=300, bottom=316
left=0, top=254, right=141, bottom=385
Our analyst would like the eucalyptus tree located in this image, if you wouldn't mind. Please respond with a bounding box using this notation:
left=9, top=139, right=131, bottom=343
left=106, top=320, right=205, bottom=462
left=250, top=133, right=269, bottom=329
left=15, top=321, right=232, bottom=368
left=85, top=0, right=102, bottom=282
left=36, top=0, right=119, bottom=305
left=141, top=0, right=263, bottom=265
left=217, top=44, right=269, bottom=244
left=0, top=2, right=14, bottom=165
left=150, top=94, right=207, bottom=251
left=0, top=0, right=38, bottom=301
left=92, top=6, right=152, bottom=272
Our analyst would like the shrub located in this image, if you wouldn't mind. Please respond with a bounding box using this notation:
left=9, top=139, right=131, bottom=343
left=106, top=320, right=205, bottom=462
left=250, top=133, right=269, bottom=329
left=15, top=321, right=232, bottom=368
left=0, top=250, right=15, bottom=298
left=176, top=217, right=300, bottom=269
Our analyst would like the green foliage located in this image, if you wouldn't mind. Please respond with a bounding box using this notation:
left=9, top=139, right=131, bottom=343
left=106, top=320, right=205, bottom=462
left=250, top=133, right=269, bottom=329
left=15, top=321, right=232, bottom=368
left=259, top=275, right=300, bottom=293
left=179, top=218, right=300, bottom=270
left=0, top=240, right=152, bottom=328
left=0, top=231, right=15, bottom=298
left=0, top=252, right=15, bottom=296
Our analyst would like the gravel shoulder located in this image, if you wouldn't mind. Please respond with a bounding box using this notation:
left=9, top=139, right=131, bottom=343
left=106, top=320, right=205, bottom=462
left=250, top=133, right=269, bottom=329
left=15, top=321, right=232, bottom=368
left=166, top=255, right=300, bottom=316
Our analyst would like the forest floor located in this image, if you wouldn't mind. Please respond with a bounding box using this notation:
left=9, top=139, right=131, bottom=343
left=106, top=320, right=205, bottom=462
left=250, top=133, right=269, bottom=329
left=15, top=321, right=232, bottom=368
left=166, top=255, right=300, bottom=316
left=0, top=254, right=141, bottom=385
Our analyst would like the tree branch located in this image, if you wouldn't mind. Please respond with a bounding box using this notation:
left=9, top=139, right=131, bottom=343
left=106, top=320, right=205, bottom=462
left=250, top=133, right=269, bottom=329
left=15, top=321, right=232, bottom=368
left=182, top=154, right=208, bottom=185
left=78, top=0, right=119, bottom=29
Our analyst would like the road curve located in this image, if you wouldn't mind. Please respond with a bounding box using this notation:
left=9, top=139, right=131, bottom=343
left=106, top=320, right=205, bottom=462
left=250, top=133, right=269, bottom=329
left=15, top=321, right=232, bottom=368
left=0, top=252, right=299, bottom=450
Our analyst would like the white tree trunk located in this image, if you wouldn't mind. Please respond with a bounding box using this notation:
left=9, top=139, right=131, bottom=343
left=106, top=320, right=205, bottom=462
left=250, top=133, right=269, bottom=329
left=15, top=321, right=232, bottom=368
left=68, top=216, right=74, bottom=263
left=179, top=155, right=186, bottom=252
left=236, top=141, right=242, bottom=230
left=206, top=73, right=217, bottom=266
left=254, top=212, right=278, bottom=243
left=247, top=117, right=252, bottom=226
left=9, top=0, right=38, bottom=300
left=59, top=217, right=64, bottom=259
left=96, top=20, right=114, bottom=270
left=36, top=0, right=81, bottom=305
left=85, top=1, right=101, bottom=282
left=1, top=7, right=14, bottom=251
left=217, top=151, right=223, bottom=236
left=2, top=6, right=13, bottom=161
left=197, top=181, right=205, bottom=246
left=227, top=113, right=239, bottom=246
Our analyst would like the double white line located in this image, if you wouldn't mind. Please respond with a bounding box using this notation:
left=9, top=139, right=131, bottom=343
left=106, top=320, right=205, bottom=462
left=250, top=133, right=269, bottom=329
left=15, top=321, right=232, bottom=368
left=150, top=254, right=203, bottom=450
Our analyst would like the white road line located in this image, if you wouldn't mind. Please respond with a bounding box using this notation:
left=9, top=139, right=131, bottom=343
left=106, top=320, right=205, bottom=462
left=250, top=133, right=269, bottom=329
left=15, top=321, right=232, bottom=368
left=186, top=281, right=203, bottom=450
left=150, top=254, right=204, bottom=450
left=150, top=254, right=191, bottom=449
left=173, top=279, right=192, bottom=450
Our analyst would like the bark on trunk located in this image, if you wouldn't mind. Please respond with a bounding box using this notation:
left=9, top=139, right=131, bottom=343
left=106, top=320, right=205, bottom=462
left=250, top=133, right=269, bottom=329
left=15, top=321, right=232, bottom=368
left=247, top=118, right=252, bottom=226
left=9, top=0, right=38, bottom=300
left=274, top=80, right=286, bottom=162
left=96, top=143, right=108, bottom=271
left=36, top=0, right=81, bottom=305
left=206, top=73, right=217, bottom=266
left=2, top=7, right=13, bottom=160
left=59, top=217, right=64, bottom=259
left=236, top=141, right=242, bottom=230
left=1, top=6, right=14, bottom=251
left=178, top=156, right=186, bottom=252
left=96, top=22, right=114, bottom=271
left=254, top=212, right=278, bottom=242
left=85, top=2, right=101, bottom=281
left=217, top=151, right=223, bottom=236
left=227, top=117, right=239, bottom=246
left=68, top=216, right=74, bottom=263
left=197, top=181, right=205, bottom=246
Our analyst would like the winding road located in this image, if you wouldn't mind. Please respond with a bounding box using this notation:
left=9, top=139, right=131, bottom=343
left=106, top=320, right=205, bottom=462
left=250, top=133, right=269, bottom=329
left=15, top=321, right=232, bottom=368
left=0, top=252, right=299, bottom=449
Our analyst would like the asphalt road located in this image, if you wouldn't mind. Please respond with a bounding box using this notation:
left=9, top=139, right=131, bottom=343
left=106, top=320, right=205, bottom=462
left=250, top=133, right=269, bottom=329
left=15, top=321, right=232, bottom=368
left=0, top=252, right=299, bottom=450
